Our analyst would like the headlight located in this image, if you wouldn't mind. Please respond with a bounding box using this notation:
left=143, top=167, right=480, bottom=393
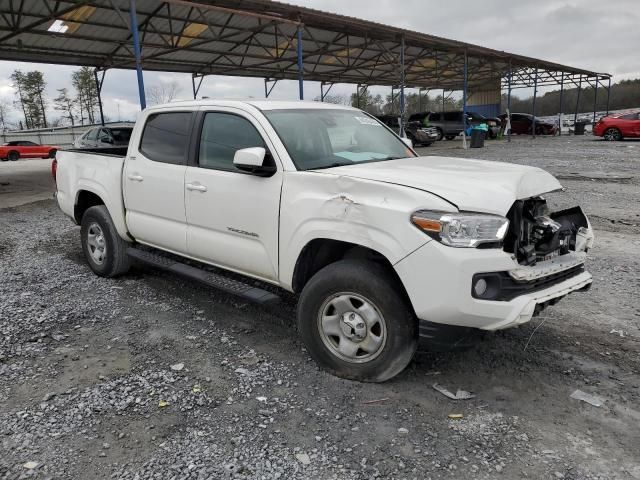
left=411, top=210, right=509, bottom=248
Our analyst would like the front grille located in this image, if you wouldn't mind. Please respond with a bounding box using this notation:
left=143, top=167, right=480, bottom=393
left=472, top=264, right=585, bottom=301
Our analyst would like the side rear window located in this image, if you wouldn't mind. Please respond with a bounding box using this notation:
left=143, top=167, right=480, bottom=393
left=429, top=113, right=440, bottom=121
left=443, top=112, right=460, bottom=121
left=87, top=128, right=99, bottom=141
left=198, top=112, right=265, bottom=171
left=140, top=112, right=192, bottom=164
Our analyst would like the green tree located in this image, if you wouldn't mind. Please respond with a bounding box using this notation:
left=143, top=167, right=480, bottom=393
left=54, top=88, right=76, bottom=126
left=10, top=69, right=48, bottom=129
left=0, top=98, right=11, bottom=131
left=72, top=67, right=99, bottom=125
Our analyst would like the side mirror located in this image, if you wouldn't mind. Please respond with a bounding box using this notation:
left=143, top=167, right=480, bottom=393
left=233, top=147, right=276, bottom=177
left=401, top=137, right=413, bottom=148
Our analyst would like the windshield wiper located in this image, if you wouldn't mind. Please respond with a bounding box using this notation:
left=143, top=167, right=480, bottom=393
left=311, top=162, right=354, bottom=170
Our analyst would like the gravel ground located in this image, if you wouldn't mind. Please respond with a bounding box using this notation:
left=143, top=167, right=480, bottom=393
left=1, top=135, right=639, bottom=479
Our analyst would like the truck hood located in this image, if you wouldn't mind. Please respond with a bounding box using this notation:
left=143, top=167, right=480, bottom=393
left=316, top=156, right=563, bottom=216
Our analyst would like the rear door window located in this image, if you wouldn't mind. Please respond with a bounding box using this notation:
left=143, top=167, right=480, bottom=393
left=87, top=128, right=99, bottom=141
left=140, top=112, right=192, bottom=164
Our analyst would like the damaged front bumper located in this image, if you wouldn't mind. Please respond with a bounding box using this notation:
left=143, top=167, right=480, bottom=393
left=394, top=238, right=593, bottom=331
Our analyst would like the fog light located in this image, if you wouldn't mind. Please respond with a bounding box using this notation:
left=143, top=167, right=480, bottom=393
left=474, top=278, right=488, bottom=297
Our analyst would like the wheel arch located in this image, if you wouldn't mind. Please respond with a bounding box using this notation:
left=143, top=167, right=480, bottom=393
left=291, top=238, right=414, bottom=312
left=74, top=189, right=105, bottom=224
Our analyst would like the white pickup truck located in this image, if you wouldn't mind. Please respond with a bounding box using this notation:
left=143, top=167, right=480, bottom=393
left=54, top=100, right=594, bottom=382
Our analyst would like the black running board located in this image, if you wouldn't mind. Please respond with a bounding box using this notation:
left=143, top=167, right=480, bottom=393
left=127, top=248, right=280, bottom=305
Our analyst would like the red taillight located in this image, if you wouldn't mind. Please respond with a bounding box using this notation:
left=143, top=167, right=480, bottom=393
left=51, top=159, right=58, bottom=185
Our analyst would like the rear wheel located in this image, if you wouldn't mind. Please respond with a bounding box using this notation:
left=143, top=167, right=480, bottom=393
left=445, top=135, right=456, bottom=140
left=8, top=151, right=19, bottom=161
left=297, top=259, right=417, bottom=382
left=80, top=205, right=131, bottom=278
left=48, top=149, right=57, bottom=159
left=603, top=128, right=622, bottom=141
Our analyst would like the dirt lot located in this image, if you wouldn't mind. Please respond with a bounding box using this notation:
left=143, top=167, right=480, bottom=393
left=1, top=136, right=639, bottom=480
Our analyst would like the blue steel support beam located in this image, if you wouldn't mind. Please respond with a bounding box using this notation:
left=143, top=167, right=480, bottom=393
left=574, top=75, right=582, bottom=132
left=558, top=72, right=564, bottom=136
left=129, top=0, right=146, bottom=109
left=462, top=49, right=468, bottom=148
left=606, top=77, right=611, bottom=115
left=297, top=25, right=304, bottom=100
left=399, top=35, right=406, bottom=137
left=592, top=77, right=599, bottom=123
left=531, top=66, right=538, bottom=138
left=507, top=60, right=512, bottom=143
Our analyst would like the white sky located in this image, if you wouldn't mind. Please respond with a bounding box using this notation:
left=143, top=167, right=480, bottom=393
left=0, top=0, right=637, bottom=124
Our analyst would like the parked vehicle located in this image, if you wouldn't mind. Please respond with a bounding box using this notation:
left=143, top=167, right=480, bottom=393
left=408, top=111, right=466, bottom=140
left=500, top=113, right=558, bottom=135
left=0, top=140, right=60, bottom=161
left=375, top=115, right=438, bottom=146
left=592, top=111, right=640, bottom=140
left=54, top=100, right=594, bottom=382
left=466, top=111, right=501, bottom=139
left=74, top=126, right=133, bottom=148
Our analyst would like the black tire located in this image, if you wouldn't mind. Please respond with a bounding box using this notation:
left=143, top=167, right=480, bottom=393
left=8, top=151, right=19, bottom=161
left=435, top=128, right=444, bottom=141
left=297, top=259, right=417, bottom=382
left=80, top=205, right=131, bottom=278
left=48, top=149, right=57, bottom=159
left=603, top=128, right=622, bottom=141
left=445, top=135, right=456, bottom=140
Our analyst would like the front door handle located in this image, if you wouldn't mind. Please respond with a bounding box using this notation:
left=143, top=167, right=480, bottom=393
left=128, top=174, right=144, bottom=182
left=186, top=182, right=207, bottom=192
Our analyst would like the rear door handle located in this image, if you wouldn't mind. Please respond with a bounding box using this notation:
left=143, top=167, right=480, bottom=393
left=186, top=182, right=207, bottom=192
left=128, top=174, right=144, bottom=182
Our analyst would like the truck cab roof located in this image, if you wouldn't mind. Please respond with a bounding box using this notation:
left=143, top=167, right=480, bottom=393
left=146, top=99, right=358, bottom=112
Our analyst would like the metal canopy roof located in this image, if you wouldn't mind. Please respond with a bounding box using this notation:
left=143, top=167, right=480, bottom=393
left=0, top=0, right=609, bottom=92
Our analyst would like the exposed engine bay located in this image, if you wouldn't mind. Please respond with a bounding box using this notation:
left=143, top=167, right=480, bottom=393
left=504, top=197, right=592, bottom=265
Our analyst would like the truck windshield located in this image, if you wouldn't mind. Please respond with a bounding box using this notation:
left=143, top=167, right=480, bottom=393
left=263, top=109, right=416, bottom=170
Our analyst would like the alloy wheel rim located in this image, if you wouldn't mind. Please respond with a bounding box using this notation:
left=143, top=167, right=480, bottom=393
left=317, top=292, right=387, bottom=363
left=87, top=222, right=107, bottom=265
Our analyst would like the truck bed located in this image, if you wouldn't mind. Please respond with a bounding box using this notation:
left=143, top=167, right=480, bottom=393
left=55, top=148, right=129, bottom=239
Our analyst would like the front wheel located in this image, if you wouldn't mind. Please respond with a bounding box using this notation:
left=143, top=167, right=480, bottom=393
left=297, top=259, right=417, bottom=382
left=603, top=128, right=622, bottom=141
left=80, top=205, right=131, bottom=277
left=8, top=151, right=19, bottom=161
left=445, top=135, right=456, bottom=140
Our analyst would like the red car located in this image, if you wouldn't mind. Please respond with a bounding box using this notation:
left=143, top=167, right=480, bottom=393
left=0, top=140, right=60, bottom=161
left=499, top=113, right=557, bottom=135
left=593, top=111, right=640, bottom=141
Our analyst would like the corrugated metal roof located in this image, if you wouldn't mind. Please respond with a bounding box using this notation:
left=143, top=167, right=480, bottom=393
left=0, top=0, right=608, bottom=90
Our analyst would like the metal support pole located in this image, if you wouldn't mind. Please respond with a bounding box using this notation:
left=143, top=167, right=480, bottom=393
left=531, top=67, right=538, bottom=138
left=462, top=49, right=468, bottom=149
left=442, top=89, right=445, bottom=112
left=264, top=78, right=278, bottom=98
left=592, top=77, right=599, bottom=123
left=191, top=74, right=204, bottom=100
left=94, top=68, right=105, bottom=126
left=296, top=25, right=304, bottom=100
left=606, top=76, right=611, bottom=115
left=574, top=75, right=582, bottom=132
left=129, top=0, right=146, bottom=109
left=558, top=72, right=564, bottom=136
left=399, top=35, right=406, bottom=137
left=507, top=60, right=512, bottom=143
